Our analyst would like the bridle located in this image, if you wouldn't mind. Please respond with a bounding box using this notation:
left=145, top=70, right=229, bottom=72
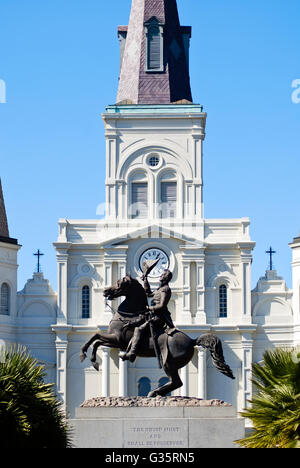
left=105, top=300, right=117, bottom=315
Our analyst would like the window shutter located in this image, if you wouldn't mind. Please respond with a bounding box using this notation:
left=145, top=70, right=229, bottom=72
left=131, top=183, right=148, bottom=218
left=148, top=26, right=161, bottom=70
left=161, top=182, right=177, bottom=218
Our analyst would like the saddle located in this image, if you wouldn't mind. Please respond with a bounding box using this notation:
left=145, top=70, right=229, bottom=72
left=117, top=309, right=179, bottom=366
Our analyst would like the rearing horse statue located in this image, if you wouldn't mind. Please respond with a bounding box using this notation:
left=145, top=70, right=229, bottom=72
left=80, top=275, right=235, bottom=397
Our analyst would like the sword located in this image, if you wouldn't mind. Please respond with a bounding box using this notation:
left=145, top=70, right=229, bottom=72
left=147, top=311, right=162, bottom=369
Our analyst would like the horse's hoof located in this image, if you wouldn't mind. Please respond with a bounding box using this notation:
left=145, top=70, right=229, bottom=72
left=80, top=352, right=87, bottom=362
left=92, top=361, right=99, bottom=371
left=119, top=351, right=127, bottom=361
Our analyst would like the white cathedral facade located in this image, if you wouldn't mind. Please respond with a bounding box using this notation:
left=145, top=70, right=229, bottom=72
left=1, top=0, right=300, bottom=419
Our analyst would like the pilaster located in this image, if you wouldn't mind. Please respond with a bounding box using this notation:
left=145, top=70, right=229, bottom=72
left=195, top=259, right=206, bottom=324
left=52, top=325, right=72, bottom=412
left=197, top=347, right=207, bottom=399
left=101, top=346, right=111, bottom=397
left=103, top=259, right=113, bottom=318
left=191, top=134, right=204, bottom=219
left=55, top=244, right=71, bottom=324
left=180, top=364, right=189, bottom=397
left=181, top=260, right=191, bottom=324
left=180, top=246, right=206, bottom=325
left=118, top=357, right=128, bottom=397
left=103, top=247, right=128, bottom=318
left=240, top=331, right=254, bottom=412
left=105, top=133, right=118, bottom=220
left=239, top=244, right=253, bottom=323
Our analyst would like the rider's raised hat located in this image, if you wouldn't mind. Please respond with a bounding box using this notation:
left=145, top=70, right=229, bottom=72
left=142, top=258, right=160, bottom=277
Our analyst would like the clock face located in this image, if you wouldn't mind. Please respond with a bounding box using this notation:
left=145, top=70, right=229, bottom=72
left=139, top=248, right=170, bottom=279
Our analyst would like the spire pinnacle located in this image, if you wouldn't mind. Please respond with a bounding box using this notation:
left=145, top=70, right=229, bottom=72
left=117, top=0, right=193, bottom=105
left=0, top=178, right=9, bottom=239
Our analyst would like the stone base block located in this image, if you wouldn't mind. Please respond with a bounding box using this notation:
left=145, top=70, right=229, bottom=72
left=70, top=397, right=245, bottom=448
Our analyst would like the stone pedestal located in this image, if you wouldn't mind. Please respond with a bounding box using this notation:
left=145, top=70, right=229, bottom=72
left=70, top=397, right=245, bottom=449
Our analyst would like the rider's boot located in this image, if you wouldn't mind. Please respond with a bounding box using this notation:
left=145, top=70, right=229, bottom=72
left=120, top=349, right=137, bottom=362
left=121, top=329, right=140, bottom=362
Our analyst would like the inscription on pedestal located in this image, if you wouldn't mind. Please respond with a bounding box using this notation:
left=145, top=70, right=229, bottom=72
left=125, top=420, right=188, bottom=448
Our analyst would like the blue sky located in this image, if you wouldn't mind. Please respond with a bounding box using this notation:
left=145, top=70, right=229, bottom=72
left=0, top=0, right=299, bottom=291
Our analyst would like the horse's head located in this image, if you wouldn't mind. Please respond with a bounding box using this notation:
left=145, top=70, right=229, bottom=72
left=104, top=275, right=148, bottom=311
left=104, top=275, right=136, bottom=301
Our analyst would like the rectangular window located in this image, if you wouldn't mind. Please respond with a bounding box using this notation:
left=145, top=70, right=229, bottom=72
left=146, top=23, right=164, bottom=72
left=82, top=286, right=90, bottom=319
left=131, top=183, right=148, bottom=219
left=219, top=285, right=228, bottom=318
left=160, top=182, right=177, bottom=218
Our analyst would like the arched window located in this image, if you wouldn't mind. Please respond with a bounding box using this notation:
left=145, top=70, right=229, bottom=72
left=138, top=377, right=151, bottom=397
left=0, top=283, right=10, bottom=315
left=158, top=377, right=171, bottom=396
left=219, top=284, right=227, bottom=318
left=82, top=286, right=90, bottom=319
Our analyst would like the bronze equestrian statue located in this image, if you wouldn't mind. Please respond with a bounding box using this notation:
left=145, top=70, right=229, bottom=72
left=121, top=268, right=175, bottom=364
left=80, top=263, right=235, bottom=398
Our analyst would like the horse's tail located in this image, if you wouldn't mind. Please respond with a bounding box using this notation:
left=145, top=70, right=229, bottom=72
left=195, top=334, right=235, bottom=380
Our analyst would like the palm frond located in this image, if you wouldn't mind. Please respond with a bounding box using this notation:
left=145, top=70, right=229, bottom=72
left=0, top=345, right=72, bottom=448
left=236, top=347, right=300, bottom=449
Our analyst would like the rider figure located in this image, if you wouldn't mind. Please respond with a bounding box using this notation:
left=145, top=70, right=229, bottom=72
left=121, top=269, right=175, bottom=363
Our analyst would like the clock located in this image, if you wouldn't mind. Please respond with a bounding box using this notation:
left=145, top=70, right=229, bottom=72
left=139, top=248, right=170, bottom=279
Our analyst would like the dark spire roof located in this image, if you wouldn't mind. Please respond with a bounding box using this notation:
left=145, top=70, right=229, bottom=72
left=0, top=178, right=18, bottom=245
left=0, top=178, right=9, bottom=238
left=117, top=0, right=193, bottom=105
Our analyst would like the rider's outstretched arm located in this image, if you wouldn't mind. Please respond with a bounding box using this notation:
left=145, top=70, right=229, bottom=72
left=143, top=277, right=154, bottom=297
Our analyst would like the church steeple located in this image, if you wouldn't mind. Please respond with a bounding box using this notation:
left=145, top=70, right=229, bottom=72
left=0, top=178, right=9, bottom=239
left=0, top=178, right=18, bottom=245
left=117, top=0, right=193, bottom=105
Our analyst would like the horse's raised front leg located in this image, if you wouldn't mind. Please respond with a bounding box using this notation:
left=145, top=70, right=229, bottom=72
left=90, top=341, right=102, bottom=371
left=148, top=369, right=183, bottom=398
left=89, top=332, right=121, bottom=371
left=80, top=331, right=121, bottom=363
left=80, top=333, right=101, bottom=362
